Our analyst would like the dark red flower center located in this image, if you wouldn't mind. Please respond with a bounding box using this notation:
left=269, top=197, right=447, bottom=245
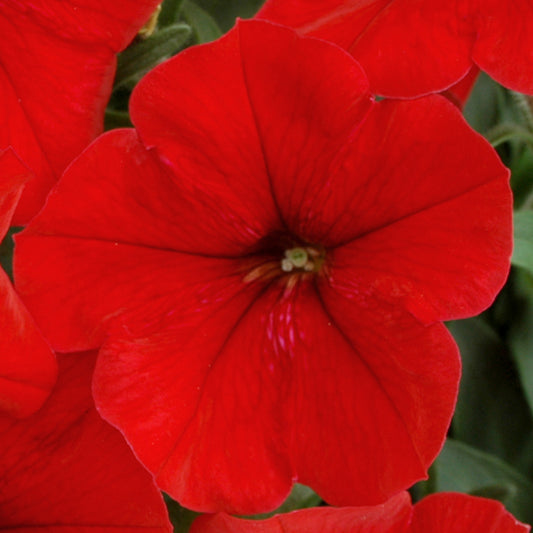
left=243, top=235, right=325, bottom=287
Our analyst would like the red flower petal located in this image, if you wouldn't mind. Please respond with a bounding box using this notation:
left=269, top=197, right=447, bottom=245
left=0, top=351, right=172, bottom=531
left=191, top=492, right=530, bottom=533
left=0, top=0, right=160, bottom=224
left=305, top=96, right=510, bottom=322
left=15, top=129, right=273, bottom=351
left=94, top=271, right=457, bottom=511
left=0, top=270, right=56, bottom=418
left=472, top=0, right=533, bottom=95
left=94, top=281, right=296, bottom=515
left=411, top=493, right=530, bottom=533
left=0, top=148, right=56, bottom=418
left=94, top=261, right=457, bottom=511
left=131, top=19, right=373, bottom=237
left=255, top=0, right=398, bottom=50
left=256, top=0, right=473, bottom=97
left=257, top=0, right=533, bottom=96
left=191, top=492, right=412, bottom=532
left=0, top=148, right=32, bottom=238
left=292, top=281, right=459, bottom=504
left=130, top=22, right=284, bottom=236
left=232, top=20, right=373, bottom=242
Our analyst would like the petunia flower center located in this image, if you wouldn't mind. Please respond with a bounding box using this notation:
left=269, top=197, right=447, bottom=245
left=243, top=240, right=325, bottom=285
left=281, top=247, right=314, bottom=272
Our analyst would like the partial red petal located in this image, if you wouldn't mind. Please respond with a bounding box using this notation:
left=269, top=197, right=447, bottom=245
left=257, top=0, right=473, bottom=97
left=19, top=235, right=232, bottom=352
left=256, top=0, right=397, bottom=50
left=287, top=280, right=459, bottom=505
left=0, top=148, right=31, bottom=238
left=472, top=0, right=533, bottom=94
left=411, top=493, right=530, bottom=533
left=302, top=96, right=510, bottom=322
left=0, top=0, right=160, bottom=223
left=94, top=278, right=299, bottom=515
left=0, top=270, right=56, bottom=418
left=131, top=23, right=283, bottom=235
left=0, top=148, right=56, bottom=417
left=9, top=0, right=161, bottom=50
left=234, top=19, right=372, bottom=238
left=258, top=1, right=533, bottom=96
left=191, top=491, right=412, bottom=533
left=15, top=129, right=276, bottom=352
left=346, top=0, right=472, bottom=97
left=192, top=492, right=529, bottom=533
left=131, top=20, right=372, bottom=238
left=0, top=351, right=172, bottom=531
left=16, top=129, right=268, bottom=255
left=93, top=271, right=457, bottom=512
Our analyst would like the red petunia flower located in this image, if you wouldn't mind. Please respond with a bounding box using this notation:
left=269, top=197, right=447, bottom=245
left=0, top=0, right=161, bottom=224
left=256, top=0, right=533, bottom=98
left=0, top=350, right=172, bottom=532
left=0, top=147, right=55, bottom=417
left=15, top=20, right=511, bottom=514
left=191, top=492, right=530, bottom=532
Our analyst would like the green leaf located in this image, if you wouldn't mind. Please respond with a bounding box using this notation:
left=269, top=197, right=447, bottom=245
left=469, top=484, right=516, bottom=501
left=164, top=494, right=200, bottom=533
left=427, top=439, right=533, bottom=524
left=0, top=227, right=19, bottom=281
left=181, top=0, right=222, bottom=43
left=115, top=23, right=192, bottom=88
left=193, top=0, right=266, bottom=31
left=464, top=73, right=504, bottom=134
left=510, top=144, right=533, bottom=207
left=466, top=78, right=533, bottom=177
left=510, top=91, right=533, bottom=132
left=509, top=270, right=533, bottom=418
left=159, top=0, right=187, bottom=26
left=448, top=318, right=533, bottom=475
left=104, top=108, right=133, bottom=130
left=513, top=211, right=533, bottom=273
left=485, top=123, right=533, bottom=150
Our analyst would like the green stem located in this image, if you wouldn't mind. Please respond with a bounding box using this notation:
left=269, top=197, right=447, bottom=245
left=104, top=109, right=133, bottom=130
left=486, top=123, right=533, bottom=148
